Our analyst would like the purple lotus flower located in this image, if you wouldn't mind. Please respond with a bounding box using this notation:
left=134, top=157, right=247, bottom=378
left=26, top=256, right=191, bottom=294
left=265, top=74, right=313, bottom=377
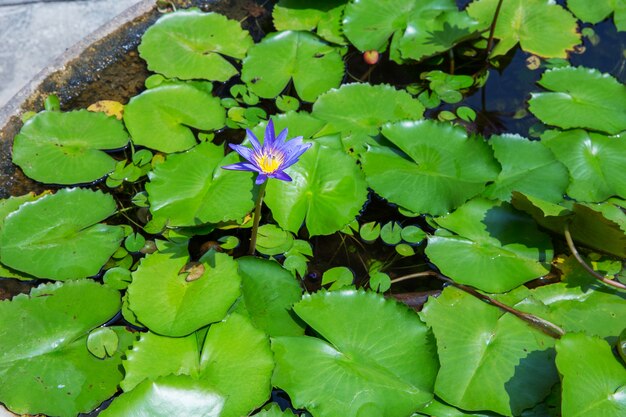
left=222, top=120, right=312, bottom=184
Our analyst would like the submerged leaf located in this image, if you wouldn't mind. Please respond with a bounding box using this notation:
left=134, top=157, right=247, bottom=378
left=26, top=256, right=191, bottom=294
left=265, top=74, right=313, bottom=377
left=12, top=110, right=128, bottom=184
left=467, top=0, right=580, bottom=58
left=124, top=84, right=225, bottom=153
left=272, top=290, right=438, bottom=417
left=0, top=188, right=124, bottom=280
left=138, top=10, right=253, bottom=82
left=529, top=67, right=626, bottom=135
left=242, top=30, right=344, bottom=102
left=426, top=198, right=553, bottom=293
left=360, top=120, right=499, bottom=215
left=0, top=281, right=132, bottom=417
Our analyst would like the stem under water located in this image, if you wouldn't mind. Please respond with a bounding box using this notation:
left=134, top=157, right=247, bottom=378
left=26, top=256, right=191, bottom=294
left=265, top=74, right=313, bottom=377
left=248, top=180, right=268, bottom=255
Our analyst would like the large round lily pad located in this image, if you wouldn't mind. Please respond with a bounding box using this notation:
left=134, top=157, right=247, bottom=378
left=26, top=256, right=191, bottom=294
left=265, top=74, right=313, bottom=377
left=12, top=110, right=128, bottom=184
left=241, top=30, right=344, bottom=102
left=138, top=10, right=253, bottom=82
left=272, top=290, right=438, bottom=417
left=0, top=281, right=133, bottom=417
left=0, top=188, right=124, bottom=280
left=124, top=84, right=226, bottom=153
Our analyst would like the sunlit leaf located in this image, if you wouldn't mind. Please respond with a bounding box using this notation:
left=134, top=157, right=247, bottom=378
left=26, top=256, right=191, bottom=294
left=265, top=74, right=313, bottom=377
left=421, top=286, right=558, bottom=416
left=0, top=281, right=133, bottom=417
left=529, top=67, right=626, bottom=135
left=567, top=0, right=626, bottom=31
left=12, top=110, right=128, bottom=184
left=241, top=31, right=344, bottom=102
left=467, top=0, right=580, bottom=58
left=542, top=129, right=626, bottom=201
left=0, top=188, right=124, bottom=280
left=361, top=120, right=499, bottom=215
left=343, top=0, right=480, bottom=62
left=312, top=83, right=424, bottom=135
left=265, top=138, right=368, bottom=236
left=426, top=198, right=553, bottom=293
left=124, top=84, right=225, bottom=153
left=556, top=333, right=626, bottom=417
left=146, top=142, right=254, bottom=227
left=138, top=10, right=253, bottom=82
left=127, top=244, right=241, bottom=337
left=483, top=134, right=569, bottom=203
left=273, top=0, right=347, bottom=44
left=273, top=290, right=438, bottom=417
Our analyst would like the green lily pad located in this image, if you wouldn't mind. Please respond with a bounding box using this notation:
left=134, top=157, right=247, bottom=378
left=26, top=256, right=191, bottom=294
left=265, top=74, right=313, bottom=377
left=12, top=110, right=128, bottom=184
left=101, top=375, right=227, bottom=417
left=529, top=67, right=626, bottom=135
left=146, top=142, right=254, bottom=227
left=567, top=0, right=626, bottom=31
left=311, top=83, right=425, bottom=135
left=124, top=84, right=226, bottom=153
left=120, top=313, right=273, bottom=417
left=421, top=286, right=558, bottom=416
left=236, top=256, right=305, bottom=337
left=138, top=10, right=253, bottom=82
left=556, top=333, right=626, bottom=417
left=272, top=290, right=438, bottom=417
left=255, top=224, right=294, bottom=256
left=467, top=0, right=580, bottom=58
left=265, top=138, right=368, bottom=236
left=541, top=129, right=626, bottom=202
left=127, top=244, right=241, bottom=336
left=0, top=281, right=134, bottom=417
left=241, top=30, right=344, bottom=102
left=426, top=198, right=553, bottom=293
left=360, top=120, right=500, bottom=215
left=343, top=0, right=480, bottom=62
left=255, top=403, right=297, bottom=417
left=273, top=0, right=347, bottom=44
left=0, top=188, right=124, bottom=280
left=483, top=134, right=569, bottom=203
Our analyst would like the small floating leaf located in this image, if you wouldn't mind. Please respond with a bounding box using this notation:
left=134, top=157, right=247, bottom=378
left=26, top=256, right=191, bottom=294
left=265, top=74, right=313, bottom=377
left=483, top=134, right=569, bottom=203
left=0, top=281, right=133, bottom=417
left=556, top=333, right=626, bottom=417
left=0, top=188, right=124, bottom=280
left=241, top=30, right=344, bottom=102
left=567, top=0, right=626, bottom=31
left=360, top=120, right=499, bottom=215
left=272, top=290, right=438, bottom=417
left=138, top=10, right=253, bottom=82
left=126, top=244, right=241, bottom=337
left=321, top=266, right=354, bottom=290
left=312, top=83, right=424, bottom=135
left=87, top=327, right=120, bottom=359
left=256, top=224, right=294, bottom=256
left=273, top=0, right=346, bottom=44
left=146, top=142, right=254, bottom=227
left=467, top=0, right=580, bottom=58
left=426, top=198, right=553, bottom=293
left=12, top=110, right=128, bottom=184
left=529, top=67, right=626, bottom=135
left=265, top=139, right=368, bottom=236
left=124, top=84, right=225, bottom=153
left=542, top=129, right=626, bottom=202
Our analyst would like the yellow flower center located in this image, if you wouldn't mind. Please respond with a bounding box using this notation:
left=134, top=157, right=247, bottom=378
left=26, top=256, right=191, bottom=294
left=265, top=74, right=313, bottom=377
left=255, top=152, right=283, bottom=174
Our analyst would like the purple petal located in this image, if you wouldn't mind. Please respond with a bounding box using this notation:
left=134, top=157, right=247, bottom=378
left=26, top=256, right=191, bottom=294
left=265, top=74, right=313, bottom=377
left=271, top=170, right=292, bottom=182
left=275, top=128, right=289, bottom=145
left=222, top=161, right=260, bottom=172
left=255, top=173, right=268, bottom=184
left=264, top=119, right=276, bottom=146
left=282, top=140, right=312, bottom=168
left=229, top=144, right=256, bottom=163
left=246, top=129, right=262, bottom=152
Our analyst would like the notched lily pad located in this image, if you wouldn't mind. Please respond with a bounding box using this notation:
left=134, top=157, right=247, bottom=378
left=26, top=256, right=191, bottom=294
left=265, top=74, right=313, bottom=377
left=529, top=67, right=626, bottom=135
left=12, top=110, right=128, bottom=184
left=124, top=84, right=226, bottom=153
left=0, top=188, right=124, bottom=280
left=273, top=0, right=347, bottom=44
left=138, top=10, right=253, bottom=82
left=241, top=30, right=344, bottom=102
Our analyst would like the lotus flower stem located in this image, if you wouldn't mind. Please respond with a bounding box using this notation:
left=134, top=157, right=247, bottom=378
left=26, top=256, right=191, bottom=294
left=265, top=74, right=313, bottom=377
left=248, top=181, right=267, bottom=255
